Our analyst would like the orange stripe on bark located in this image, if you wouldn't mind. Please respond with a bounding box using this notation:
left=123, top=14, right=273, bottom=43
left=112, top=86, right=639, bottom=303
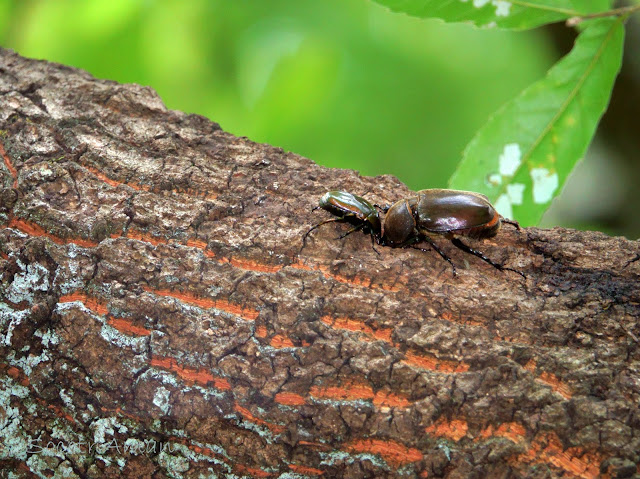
left=511, top=432, right=603, bottom=479
left=524, top=359, right=537, bottom=372
left=188, top=444, right=228, bottom=461
left=59, top=292, right=109, bottom=316
left=127, top=181, right=151, bottom=191
left=163, top=435, right=230, bottom=466
left=321, top=316, right=392, bottom=343
left=524, top=360, right=572, bottom=399
left=345, top=438, right=423, bottom=466
left=255, top=325, right=268, bottom=338
left=107, top=317, right=152, bottom=336
left=537, top=371, right=572, bottom=399
left=84, top=165, right=181, bottom=195
left=289, top=464, right=324, bottom=475
left=234, top=403, right=285, bottom=433
left=311, top=383, right=374, bottom=402
left=9, top=218, right=98, bottom=248
left=186, top=238, right=209, bottom=249
left=270, top=334, right=294, bottom=348
left=150, top=356, right=230, bottom=390
left=275, top=392, right=306, bottom=406
left=373, top=390, right=411, bottom=408
left=219, top=256, right=283, bottom=273
left=425, top=419, right=468, bottom=441
left=234, top=465, right=273, bottom=478
left=83, top=164, right=123, bottom=188
left=0, top=141, right=18, bottom=188
left=126, top=229, right=168, bottom=246
left=143, top=286, right=258, bottom=321
left=403, top=351, right=469, bottom=373
left=478, top=422, right=526, bottom=443
left=184, top=247, right=284, bottom=274
left=289, top=260, right=400, bottom=292
left=310, top=380, right=411, bottom=408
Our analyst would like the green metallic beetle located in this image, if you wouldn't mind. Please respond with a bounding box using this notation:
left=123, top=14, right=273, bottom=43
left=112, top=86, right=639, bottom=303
left=302, top=190, right=382, bottom=248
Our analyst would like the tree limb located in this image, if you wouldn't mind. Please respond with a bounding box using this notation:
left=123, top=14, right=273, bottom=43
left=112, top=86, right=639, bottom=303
left=1, top=48, right=639, bottom=478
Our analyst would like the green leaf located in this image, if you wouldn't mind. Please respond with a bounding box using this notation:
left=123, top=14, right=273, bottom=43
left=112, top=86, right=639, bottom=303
left=373, top=0, right=611, bottom=30
left=448, top=17, right=624, bottom=226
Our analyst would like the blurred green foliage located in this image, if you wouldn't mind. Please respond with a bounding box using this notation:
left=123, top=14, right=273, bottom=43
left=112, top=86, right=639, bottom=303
left=0, top=0, right=555, bottom=192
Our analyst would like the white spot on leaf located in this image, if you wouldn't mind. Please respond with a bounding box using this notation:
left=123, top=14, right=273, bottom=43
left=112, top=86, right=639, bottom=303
left=530, top=168, right=559, bottom=204
left=486, top=173, right=502, bottom=187
left=506, top=183, right=525, bottom=205
left=493, top=1, right=511, bottom=16
left=469, top=0, right=511, bottom=16
left=499, top=143, right=521, bottom=176
left=494, top=194, right=512, bottom=219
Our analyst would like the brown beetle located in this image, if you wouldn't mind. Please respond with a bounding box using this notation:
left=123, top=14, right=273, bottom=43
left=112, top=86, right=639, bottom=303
left=381, top=189, right=521, bottom=276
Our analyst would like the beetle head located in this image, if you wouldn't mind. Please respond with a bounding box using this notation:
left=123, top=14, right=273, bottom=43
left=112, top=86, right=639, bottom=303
left=381, top=199, right=416, bottom=244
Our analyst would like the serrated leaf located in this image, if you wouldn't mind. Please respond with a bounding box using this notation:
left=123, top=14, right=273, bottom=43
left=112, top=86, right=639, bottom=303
left=373, top=0, right=611, bottom=30
left=448, top=18, right=624, bottom=226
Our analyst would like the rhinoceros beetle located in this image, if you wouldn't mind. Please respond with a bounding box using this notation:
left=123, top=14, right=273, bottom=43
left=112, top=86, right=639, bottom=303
left=381, top=189, right=521, bottom=276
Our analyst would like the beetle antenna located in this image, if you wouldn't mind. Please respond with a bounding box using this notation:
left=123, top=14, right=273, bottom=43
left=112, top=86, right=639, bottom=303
left=450, top=238, right=525, bottom=279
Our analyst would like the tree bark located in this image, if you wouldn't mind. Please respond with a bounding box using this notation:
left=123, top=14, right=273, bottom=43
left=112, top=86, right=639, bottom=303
left=1, top=48, right=639, bottom=479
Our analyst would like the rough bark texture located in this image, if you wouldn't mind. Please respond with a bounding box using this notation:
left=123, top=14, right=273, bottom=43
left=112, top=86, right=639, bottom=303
left=1, top=48, right=639, bottom=479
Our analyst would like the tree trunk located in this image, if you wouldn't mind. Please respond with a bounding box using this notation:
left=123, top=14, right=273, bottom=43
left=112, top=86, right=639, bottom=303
left=1, top=48, right=639, bottom=479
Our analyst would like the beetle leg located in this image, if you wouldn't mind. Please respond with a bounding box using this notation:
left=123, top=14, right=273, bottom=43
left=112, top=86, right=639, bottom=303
left=302, top=217, right=347, bottom=244
left=451, top=238, right=525, bottom=279
left=500, top=217, right=521, bottom=230
left=336, top=223, right=380, bottom=254
left=397, top=235, right=457, bottom=276
left=420, top=236, right=457, bottom=276
left=374, top=203, right=390, bottom=213
left=336, top=222, right=365, bottom=240
left=369, top=232, right=381, bottom=255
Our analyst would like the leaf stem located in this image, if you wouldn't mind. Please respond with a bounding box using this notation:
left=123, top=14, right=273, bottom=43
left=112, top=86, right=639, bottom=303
left=567, top=4, right=640, bottom=26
